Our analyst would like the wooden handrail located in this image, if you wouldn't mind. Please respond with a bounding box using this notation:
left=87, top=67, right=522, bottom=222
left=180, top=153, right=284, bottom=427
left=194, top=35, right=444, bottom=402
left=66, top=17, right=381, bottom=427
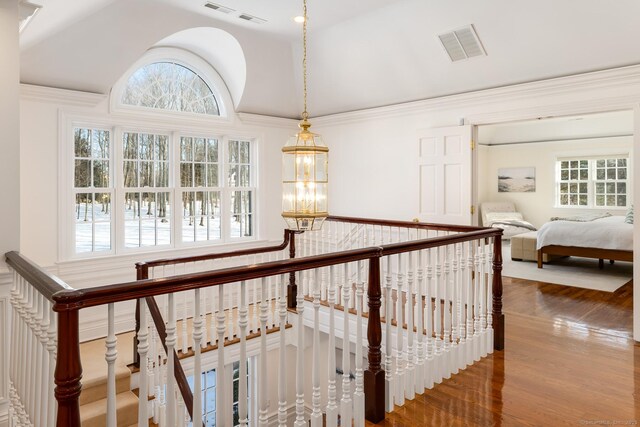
left=5, top=251, right=74, bottom=301
left=327, top=215, right=488, bottom=232
left=136, top=230, right=292, bottom=271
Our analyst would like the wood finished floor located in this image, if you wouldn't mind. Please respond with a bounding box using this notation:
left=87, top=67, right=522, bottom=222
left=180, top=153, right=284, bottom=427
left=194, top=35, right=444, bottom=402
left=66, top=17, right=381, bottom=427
left=367, top=277, right=638, bottom=426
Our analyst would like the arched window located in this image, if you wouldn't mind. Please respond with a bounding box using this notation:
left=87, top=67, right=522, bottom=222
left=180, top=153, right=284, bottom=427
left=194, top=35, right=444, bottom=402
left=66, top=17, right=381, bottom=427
left=121, top=62, right=220, bottom=115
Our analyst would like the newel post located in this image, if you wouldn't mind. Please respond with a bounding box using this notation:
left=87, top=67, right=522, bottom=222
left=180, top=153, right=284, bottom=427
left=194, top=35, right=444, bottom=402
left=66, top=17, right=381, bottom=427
left=364, top=256, right=385, bottom=423
left=287, top=230, right=298, bottom=309
left=492, top=234, right=505, bottom=351
left=53, top=297, right=83, bottom=427
left=133, top=263, right=149, bottom=368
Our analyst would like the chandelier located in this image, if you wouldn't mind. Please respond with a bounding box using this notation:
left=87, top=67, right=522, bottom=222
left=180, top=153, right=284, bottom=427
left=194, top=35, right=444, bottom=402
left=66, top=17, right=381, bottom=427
left=281, top=0, right=328, bottom=231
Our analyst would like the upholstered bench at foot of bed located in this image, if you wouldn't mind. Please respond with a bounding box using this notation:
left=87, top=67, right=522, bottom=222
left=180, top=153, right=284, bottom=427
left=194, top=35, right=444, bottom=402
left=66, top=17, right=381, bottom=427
left=510, top=231, right=560, bottom=263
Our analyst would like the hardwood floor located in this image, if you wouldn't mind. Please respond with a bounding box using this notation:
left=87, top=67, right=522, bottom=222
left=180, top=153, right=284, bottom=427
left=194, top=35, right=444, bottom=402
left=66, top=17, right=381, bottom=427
left=367, top=277, right=639, bottom=426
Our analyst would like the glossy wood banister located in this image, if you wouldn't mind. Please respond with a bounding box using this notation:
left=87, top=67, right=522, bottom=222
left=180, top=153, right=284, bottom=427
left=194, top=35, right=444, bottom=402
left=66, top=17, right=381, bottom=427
left=327, top=215, right=489, bottom=232
left=55, top=247, right=383, bottom=309
left=5, top=251, right=74, bottom=301
left=136, top=230, right=292, bottom=270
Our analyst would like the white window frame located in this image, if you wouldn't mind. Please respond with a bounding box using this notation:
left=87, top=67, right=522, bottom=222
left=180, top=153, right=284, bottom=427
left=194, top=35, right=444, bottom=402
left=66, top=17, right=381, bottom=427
left=60, top=49, right=260, bottom=260
left=555, top=154, right=631, bottom=209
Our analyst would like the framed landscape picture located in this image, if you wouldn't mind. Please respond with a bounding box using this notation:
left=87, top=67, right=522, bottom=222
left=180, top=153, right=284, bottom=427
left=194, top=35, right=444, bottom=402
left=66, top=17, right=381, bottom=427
left=498, top=167, right=535, bottom=192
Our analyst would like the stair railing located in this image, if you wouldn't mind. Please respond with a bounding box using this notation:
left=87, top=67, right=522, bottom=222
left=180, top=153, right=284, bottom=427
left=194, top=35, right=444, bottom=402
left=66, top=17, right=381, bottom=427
left=5, top=215, right=503, bottom=427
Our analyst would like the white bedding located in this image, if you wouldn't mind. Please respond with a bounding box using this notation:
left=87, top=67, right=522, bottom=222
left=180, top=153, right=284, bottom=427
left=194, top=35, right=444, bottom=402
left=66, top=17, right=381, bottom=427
left=537, top=216, right=633, bottom=251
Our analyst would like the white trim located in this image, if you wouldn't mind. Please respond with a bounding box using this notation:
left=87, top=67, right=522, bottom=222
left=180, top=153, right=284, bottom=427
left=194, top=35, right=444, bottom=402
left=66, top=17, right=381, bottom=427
left=20, top=83, right=106, bottom=107
left=311, top=64, right=640, bottom=126
left=238, top=113, right=299, bottom=129
left=109, top=47, right=235, bottom=125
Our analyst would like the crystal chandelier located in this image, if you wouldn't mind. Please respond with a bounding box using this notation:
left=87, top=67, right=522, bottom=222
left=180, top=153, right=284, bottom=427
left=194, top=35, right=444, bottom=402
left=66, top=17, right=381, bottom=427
left=281, top=0, right=328, bottom=231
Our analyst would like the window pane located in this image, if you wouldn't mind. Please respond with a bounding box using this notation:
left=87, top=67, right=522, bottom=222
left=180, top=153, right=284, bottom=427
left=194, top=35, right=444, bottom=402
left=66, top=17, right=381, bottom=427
left=607, top=168, right=616, bottom=179
left=560, top=183, right=568, bottom=193
left=618, top=168, right=627, bottom=179
left=195, top=164, right=206, bottom=187
left=75, top=160, right=91, bottom=187
left=75, top=128, right=91, bottom=157
left=240, top=141, right=250, bottom=163
left=596, top=195, right=605, bottom=206
left=207, top=139, right=219, bottom=162
left=606, top=182, right=615, bottom=193
left=606, top=195, right=615, bottom=206
left=570, top=170, right=578, bottom=180
left=139, top=134, right=154, bottom=160
left=596, top=159, right=605, bottom=168
left=579, top=195, right=588, bottom=205
left=123, top=161, right=138, bottom=187
left=207, top=164, right=219, bottom=187
left=123, top=133, right=138, bottom=160
left=93, top=160, right=109, bottom=188
left=617, top=182, right=626, bottom=194
left=570, top=161, right=578, bottom=168
left=156, top=137, right=168, bottom=161
left=606, top=159, right=616, bottom=167
left=230, top=191, right=253, bottom=238
left=617, top=158, right=627, bottom=167
left=560, top=161, right=568, bottom=168
left=121, top=62, right=220, bottom=116
left=229, top=140, right=239, bottom=163
left=595, top=183, right=605, bottom=194
left=560, top=194, right=568, bottom=205
left=156, top=162, right=169, bottom=187
left=579, top=160, right=588, bottom=168
left=596, top=169, right=605, bottom=180
left=569, top=183, right=577, bottom=193
left=228, top=165, right=239, bottom=187
left=182, top=137, right=193, bottom=161
left=240, top=165, right=250, bottom=186
left=195, top=138, right=206, bottom=162
left=561, top=170, right=569, bottom=180
left=617, top=195, right=627, bottom=206
left=181, top=164, right=193, bottom=187
left=570, top=194, right=577, bottom=205
left=579, top=183, right=587, bottom=193
left=579, top=169, right=588, bottom=180
left=140, top=162, right=153, bottom=187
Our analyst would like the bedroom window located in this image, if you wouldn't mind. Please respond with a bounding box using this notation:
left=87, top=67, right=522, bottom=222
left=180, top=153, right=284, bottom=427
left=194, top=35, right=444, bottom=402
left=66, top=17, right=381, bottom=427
left=556, top=157, right=629, bottom=208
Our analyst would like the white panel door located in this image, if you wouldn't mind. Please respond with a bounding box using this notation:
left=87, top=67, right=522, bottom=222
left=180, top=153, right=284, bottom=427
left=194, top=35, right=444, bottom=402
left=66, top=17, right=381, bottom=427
left=418, top=125, right=473, bottom=225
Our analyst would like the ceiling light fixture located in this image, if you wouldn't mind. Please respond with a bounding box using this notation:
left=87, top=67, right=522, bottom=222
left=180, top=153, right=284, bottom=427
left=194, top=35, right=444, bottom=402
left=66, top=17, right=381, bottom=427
left=282, top=0, right=328, bottom=231
left=293, top=15, right=305, bottom=23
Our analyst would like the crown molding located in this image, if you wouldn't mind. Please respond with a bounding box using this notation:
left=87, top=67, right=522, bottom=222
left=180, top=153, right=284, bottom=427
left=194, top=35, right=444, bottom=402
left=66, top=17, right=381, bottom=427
left=20, top=84, right=106, bottom=107
left=237, top=112, right=299, bottom=129
left=311, top=64, right=640, bottom=127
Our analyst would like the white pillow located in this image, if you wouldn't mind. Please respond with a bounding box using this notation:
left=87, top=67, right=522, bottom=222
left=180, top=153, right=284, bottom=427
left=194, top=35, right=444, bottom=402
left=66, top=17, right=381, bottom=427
left=485, top=212, right=523, bottom=225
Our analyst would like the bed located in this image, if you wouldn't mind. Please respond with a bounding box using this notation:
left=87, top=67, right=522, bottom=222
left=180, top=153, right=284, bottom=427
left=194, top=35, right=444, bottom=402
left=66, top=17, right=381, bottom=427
left=536, top=215, right=633, bottom=268
left=480, top=202, right=537, bottom=239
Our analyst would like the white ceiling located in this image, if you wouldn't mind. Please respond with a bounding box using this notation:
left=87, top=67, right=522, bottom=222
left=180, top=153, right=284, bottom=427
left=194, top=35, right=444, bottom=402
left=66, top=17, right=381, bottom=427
left=18, top=0, right=640, bottom=118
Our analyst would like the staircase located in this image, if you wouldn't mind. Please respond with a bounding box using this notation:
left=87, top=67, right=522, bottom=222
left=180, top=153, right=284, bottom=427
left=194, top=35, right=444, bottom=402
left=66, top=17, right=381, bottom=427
left=79, top=332, right=143, bottom=427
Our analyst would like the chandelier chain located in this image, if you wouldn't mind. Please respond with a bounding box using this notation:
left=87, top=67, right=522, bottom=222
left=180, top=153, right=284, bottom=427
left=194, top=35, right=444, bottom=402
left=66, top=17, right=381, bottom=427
left=302, top=0, right=309, bottom=120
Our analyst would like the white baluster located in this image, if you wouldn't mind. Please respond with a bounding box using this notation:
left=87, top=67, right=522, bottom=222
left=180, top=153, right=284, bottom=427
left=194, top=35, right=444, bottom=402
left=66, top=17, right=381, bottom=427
left=405, top=250, right=416, bottom=400
left=181, top=290, right=188, bottom=354
left=415, top=239, right=425, bottom=393
left=259, top=277, right=269, bottom=427
left=216, top=285, right=227, bottom=427
left=394, top=253, right=405, bottom=406
left=239, top=281, right=249, bottom=427
left=326, top=266, right=338, bottom=427
left=442, top=245, right=453, bottom=380
left=466, top=240, right=475, bottom=367
left=278, top=274, right=288, bottom=427
left=384, top=255, right=395, bottom=411
left=479, top=242, right=487, bottom=358
left=193, top=289, right=203, bottom=427
left=38, top=296, right=50, bottom=427
left=26, top=285, right=36, bottom=422
left=340, top=263, right=352, bottom=425
left=473, top=241, right=482, bottom=362
left=433, top=244, right=443, bottom=384
left=209, top=286, right=216, bottom=346
left=166, top=293, right=177, bottom=426
left=424, top=247, right=434, bottom=390
left=136, top=300, right=148, bottom=426
left=47, top=298, right=57, bottom=425
left=451, top=243, right=460, bottom=376
left=295, top=271, right=306, bottom=427
left=354, top=261, right=365, bottom=426
left=457, top=242, right=468, bottom=372
left=8, top=272, right=18, bottom=426
left=311, top=269, right=322, bottom=427
left=486, top=238, right=495, bottom=355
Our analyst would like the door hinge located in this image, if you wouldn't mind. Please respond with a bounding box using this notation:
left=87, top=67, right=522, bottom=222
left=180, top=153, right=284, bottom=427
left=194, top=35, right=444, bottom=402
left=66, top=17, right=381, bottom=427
left=471, top=205, right=476, bottom=215
left=470, top=140, right=476, bottom=150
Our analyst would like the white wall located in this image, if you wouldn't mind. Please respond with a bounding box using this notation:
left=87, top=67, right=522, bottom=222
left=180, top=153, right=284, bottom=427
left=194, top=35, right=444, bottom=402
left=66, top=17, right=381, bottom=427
left=478, top=137, right=633, bottom=228
left=0, top=1, right=20, bottom=421
left=311, top=65, right=640, bottom=340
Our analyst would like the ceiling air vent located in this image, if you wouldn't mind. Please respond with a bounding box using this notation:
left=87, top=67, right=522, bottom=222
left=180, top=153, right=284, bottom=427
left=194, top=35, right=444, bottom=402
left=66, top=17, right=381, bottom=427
left=204, top=2, right=235, bottom=14
left=238, top=13, right=267, bottom=24
left=438, top=25, right=486, bottom=62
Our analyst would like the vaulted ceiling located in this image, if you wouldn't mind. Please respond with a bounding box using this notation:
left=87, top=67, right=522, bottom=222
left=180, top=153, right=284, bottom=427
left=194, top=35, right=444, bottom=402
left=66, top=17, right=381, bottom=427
left=19, top=0, right=640, bottom=118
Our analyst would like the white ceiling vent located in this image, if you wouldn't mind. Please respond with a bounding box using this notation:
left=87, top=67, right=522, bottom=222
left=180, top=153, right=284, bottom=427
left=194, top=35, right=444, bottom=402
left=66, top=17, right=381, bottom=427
left=438, top=25, right=486, bottom=62
left=238, top=13, right=267, bottom=24
left=204, top=2, right=235, bottom=14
